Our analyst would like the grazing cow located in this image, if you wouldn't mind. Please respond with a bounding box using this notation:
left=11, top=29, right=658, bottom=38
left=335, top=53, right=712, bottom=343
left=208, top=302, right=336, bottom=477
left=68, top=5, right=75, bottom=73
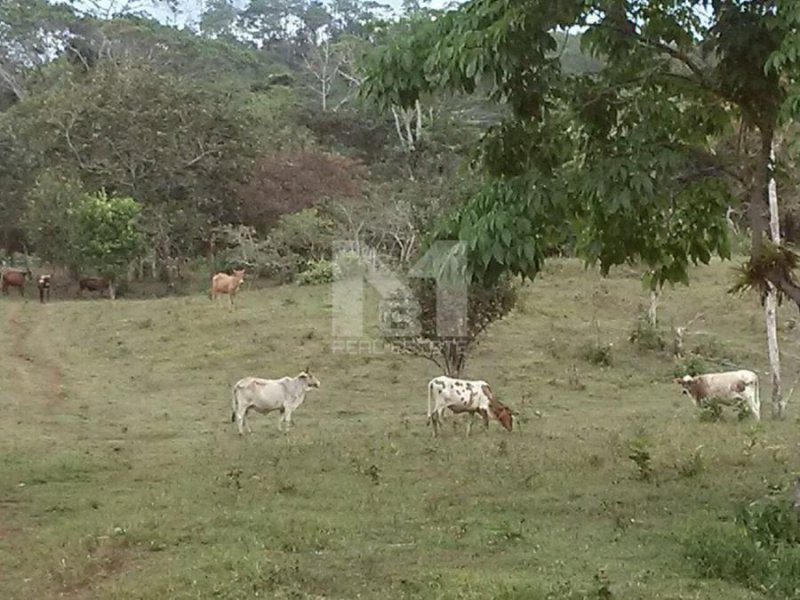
left=37, top=274, right=52, bottom=303
left=211, top=269, right=246, bottom=308
left=426, top=375, right=513, bottom=437
left=674, top=370, right=760, bottom=420
left=79, top=277, right=109, bottom=297
left=1, top=269, right=31, bottom=296
left=231, top=368, right=321, bottom=434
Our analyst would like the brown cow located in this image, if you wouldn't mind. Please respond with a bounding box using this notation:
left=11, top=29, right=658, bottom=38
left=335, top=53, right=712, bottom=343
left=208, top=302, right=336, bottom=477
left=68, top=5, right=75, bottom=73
left=211, top=269, right=246, bottom=308
left=79, top=277, right=110, bottom=298
left=1, top=269, right=31, bottom=297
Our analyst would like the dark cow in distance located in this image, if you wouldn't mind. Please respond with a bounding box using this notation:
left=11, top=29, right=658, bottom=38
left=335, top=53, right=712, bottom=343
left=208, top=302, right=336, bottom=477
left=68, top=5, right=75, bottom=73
left=79, top=277, right=110, bottom=297
left=1, top=268, right=32, bottom=297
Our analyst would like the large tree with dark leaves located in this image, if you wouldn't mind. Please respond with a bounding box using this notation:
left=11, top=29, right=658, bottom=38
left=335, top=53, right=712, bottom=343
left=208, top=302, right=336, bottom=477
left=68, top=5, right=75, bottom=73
left=4, top=60, right=258, bottom=274
left=364, top=0, right=799, bottom=412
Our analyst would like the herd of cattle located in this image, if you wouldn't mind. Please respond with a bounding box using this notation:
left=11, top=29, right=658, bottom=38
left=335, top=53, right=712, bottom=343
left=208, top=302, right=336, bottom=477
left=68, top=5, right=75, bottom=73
left=1, top=266, right=765, bottom=435
left=1, top=268, right=110, bottom=302
left=230, top=368, right=761, bottom=437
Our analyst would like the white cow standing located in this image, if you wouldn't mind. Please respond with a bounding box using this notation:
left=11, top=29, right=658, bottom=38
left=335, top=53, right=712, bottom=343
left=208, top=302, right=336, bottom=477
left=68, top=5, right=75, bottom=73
left=231, top=369, right=321, bottom=434
left=674, top=369, right=760, bottom=420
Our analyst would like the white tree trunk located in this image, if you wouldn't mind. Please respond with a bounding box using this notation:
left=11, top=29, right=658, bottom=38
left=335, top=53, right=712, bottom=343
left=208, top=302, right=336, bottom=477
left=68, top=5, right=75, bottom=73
left=403, top=109, right=414, bottom=149
left=765, top=142, right=783, bottom=419
left=647, top=287, right=659, bottom=328
left=415, top=99, right=423, bottom=142
left=391, top=107, right=407, bottom=151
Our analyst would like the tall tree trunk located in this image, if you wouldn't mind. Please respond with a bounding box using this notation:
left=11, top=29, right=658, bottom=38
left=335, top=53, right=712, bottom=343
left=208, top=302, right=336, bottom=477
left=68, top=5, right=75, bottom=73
left=765, top=138, right=783, bottom=419
left=647, top=286, right=659, bottom=328
left=415, top=99, right=423, bottom=143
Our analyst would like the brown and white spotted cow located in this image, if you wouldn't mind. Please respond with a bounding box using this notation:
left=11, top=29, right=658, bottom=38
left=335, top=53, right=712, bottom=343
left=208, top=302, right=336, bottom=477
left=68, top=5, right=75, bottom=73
left=37, top=274, right=52, bottom=303
left=674, top=369, right=760, bottom=420
left=426, top=375, right=513, bottom=437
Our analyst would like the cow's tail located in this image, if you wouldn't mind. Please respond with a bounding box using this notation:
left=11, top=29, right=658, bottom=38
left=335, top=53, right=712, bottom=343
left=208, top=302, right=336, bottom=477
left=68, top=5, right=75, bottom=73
left=231, top=385, right=238, bottom=423
left=754, top=374, right=761, bottom=419
left=426, top=381, right=433, bottom=426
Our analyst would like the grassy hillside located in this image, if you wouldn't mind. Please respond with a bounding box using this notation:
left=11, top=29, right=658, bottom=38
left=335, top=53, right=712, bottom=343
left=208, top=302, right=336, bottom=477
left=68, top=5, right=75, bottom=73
left=1, top=258, right=799, bottom=599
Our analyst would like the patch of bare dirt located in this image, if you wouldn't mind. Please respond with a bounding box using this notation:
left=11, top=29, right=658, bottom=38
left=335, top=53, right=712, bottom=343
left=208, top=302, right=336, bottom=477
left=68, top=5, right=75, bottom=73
left=5, top=304, right=66, bottom=406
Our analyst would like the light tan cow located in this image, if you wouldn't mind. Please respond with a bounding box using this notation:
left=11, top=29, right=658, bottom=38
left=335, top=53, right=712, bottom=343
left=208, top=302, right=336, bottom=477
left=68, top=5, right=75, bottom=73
left=211, top=269, right=246, bottom=308
left=674, top=369, right=760, bottom=420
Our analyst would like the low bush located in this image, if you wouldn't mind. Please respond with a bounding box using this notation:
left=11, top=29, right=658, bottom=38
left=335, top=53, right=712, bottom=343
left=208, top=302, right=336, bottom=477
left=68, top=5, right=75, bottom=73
left=629, top=317, right=666, bottom=352
left=684, top=497, right=800, bottom=598
left=297, top=259, right=342, bottom=285
left=672, top=356, right=708, bottom=378
left=581, top=341, right=613, bottom=367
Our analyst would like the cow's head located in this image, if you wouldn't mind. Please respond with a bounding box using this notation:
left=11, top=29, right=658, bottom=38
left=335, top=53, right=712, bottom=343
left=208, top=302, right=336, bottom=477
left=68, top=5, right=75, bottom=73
left=233, top=269, right=246, bottom=281
left=673, top=374, right=699, bottom=404
left=494, top=404, right=513, bottom=432
left=299, top=367, right=321, bottom=390
left=482, top=384, right=513, bottom=432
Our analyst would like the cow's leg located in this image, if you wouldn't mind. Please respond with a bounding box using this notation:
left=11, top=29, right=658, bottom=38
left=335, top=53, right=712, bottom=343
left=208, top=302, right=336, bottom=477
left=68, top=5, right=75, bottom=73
left=238, top=405, right=255, bottom=434
left=745, top=391, right=760, bottom=421
left=466, top=413, right=475, bottom=437
left=480, top=409, right=490, bottom=431
left=279, top=408, right=292, bottom=432
left=431, top=410, right=440, bottom=437
left=235, top=408, right=247, bottom=435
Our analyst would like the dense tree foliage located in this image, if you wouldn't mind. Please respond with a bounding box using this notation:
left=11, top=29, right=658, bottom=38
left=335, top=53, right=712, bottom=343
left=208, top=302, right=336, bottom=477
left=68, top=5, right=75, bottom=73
left=365, top=0, right=798, bottom=298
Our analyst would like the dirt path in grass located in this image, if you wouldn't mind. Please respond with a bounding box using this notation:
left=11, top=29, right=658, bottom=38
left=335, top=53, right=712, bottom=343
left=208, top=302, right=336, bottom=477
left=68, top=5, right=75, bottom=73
left=3, top=302, right=66, bottom=406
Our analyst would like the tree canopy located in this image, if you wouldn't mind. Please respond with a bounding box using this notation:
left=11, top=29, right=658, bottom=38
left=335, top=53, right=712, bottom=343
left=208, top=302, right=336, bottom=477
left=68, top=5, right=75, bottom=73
left=364, top=0, right=800, bottom=302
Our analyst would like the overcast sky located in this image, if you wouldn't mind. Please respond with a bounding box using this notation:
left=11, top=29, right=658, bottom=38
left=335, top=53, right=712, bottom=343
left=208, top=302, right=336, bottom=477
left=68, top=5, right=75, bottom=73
left=67, top=0, right=463, bottom=29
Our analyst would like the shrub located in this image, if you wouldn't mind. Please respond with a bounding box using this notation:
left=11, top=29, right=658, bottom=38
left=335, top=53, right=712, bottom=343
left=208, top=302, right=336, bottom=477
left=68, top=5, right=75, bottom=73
left=691, top=336, right=738, bottom=364
left=23, top=172, right=84, bottom=267
left=269, top=208, right=336, bottom=261
left=684, top=499, right=800, bottom=598
left=697, top=401, right=724, bottom=422
left=334, top=249, right=365, bottom=278
left=297, top=259, right=341, bottom=285
left=581, top=341, right=613, bottom=367
left=628, top=317, right=666, bottom=351
left=672, top=356, right=708, bottom=378
left=738, top=498, right=800, bottom=549
left=676, top=446, right=705, bottom=478
left=380, top=276, right=517, bottom=377
left=627, top=437, right=654, bottom=482
left=213, top=210, right=336, bottom=284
